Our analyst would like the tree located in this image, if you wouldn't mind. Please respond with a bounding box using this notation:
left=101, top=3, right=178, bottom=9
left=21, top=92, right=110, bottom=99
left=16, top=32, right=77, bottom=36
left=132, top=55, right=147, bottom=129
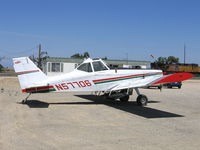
left=155, top=57, right=168, bottom=64
left=152, top=56, right=179, bottom=71
left=167, top=56, right=179, bottom=64
left=29, top=51, right=49, bottom=70
left=0, top=64, right=3, bottom=72
left=71, top=53, right=82, bottom=59
left=155, top=56, right=179, bottom=65
left=70, top=52, right=90, bottom=59
left=0, top=57, right=5, bottom=72
left=102, top=56, right=108, bottom=60
left=83, top=52, right=90, bottom=58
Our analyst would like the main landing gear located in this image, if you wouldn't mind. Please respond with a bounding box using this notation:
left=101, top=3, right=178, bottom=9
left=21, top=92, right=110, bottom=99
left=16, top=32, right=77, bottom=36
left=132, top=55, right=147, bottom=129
left=104, top=88, right=148, bottom=106
left=135, top=88, right=148, bottom=106
left=21, top=93, right=31, bottom=104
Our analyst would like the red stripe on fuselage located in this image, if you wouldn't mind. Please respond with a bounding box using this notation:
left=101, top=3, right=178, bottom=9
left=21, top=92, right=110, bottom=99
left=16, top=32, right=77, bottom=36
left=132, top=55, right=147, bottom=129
left=93, top=72, right=163, bottom=83
left=22, top=85, right=54, bottom=93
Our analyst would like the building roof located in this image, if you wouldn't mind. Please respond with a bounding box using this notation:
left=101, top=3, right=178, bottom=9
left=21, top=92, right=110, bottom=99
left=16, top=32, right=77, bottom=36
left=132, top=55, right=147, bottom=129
left=46, top=57, right=150, bottom=66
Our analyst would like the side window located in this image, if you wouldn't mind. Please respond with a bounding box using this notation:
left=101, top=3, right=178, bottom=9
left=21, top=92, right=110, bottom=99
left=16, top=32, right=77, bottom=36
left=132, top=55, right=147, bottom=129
left=52, top=63, right=60, bottom=72
left=48, top=62, right=51, bottom=72
left=51, top=63, right=64, bottom=72
left=61, top=63, right=64, bottom=72
left=92, top=61, right=108, bottom=72
left=77, top=63, right=92, bottom=72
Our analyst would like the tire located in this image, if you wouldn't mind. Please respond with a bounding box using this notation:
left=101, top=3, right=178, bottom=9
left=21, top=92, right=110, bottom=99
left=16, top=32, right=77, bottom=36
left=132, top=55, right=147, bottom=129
left=178, top=85, right=181, bottom=89
left=137, top=94, right=148, bottom=106
left=120, top=95, right=129, bottom=102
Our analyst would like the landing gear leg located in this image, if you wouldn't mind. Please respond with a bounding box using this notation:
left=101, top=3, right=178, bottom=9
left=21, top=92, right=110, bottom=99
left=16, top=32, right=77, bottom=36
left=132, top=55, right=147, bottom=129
left=120, top=95, right=129, bottom=102
left=22, top=93, right=31, bottom=104
left=135, top=88, right=148, bottom=106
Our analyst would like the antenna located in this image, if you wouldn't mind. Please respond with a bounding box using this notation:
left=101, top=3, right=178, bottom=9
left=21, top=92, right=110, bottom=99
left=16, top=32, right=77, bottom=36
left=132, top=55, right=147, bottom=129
left=184, top=43, right=186, bottom=64
left=150, top=54, right=159, bottom=69
left=126, top=53, right=128, bottom=65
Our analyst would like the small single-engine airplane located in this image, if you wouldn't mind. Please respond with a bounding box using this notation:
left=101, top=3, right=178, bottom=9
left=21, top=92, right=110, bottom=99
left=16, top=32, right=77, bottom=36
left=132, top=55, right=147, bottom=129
left=13, top=57, right=193, bottom=106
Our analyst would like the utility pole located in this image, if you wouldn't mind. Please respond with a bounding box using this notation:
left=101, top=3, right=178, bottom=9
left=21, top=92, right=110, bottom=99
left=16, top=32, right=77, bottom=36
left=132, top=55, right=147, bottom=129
left=29, top=44, right=48, bottom=71
left=184, top=43, right=186, bottom=64
left=126, top=53, right=128, bottom=65
left=38, top=44, right=42, bottom=69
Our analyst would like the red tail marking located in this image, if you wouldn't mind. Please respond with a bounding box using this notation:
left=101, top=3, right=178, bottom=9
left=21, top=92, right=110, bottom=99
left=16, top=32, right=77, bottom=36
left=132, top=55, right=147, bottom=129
left=151, top=72, right=193, bottom=85
left=15, top=61, right=21, bottom=64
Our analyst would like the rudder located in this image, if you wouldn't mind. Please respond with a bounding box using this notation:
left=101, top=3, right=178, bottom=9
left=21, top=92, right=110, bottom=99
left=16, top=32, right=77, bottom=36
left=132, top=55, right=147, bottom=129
left=13, top=57, right=48, bottom=90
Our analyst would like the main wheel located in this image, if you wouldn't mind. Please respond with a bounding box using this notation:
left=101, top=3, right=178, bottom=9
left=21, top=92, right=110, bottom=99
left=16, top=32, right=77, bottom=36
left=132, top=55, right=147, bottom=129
left=136, top=94, right=148, bottom=106
left=120, top=95, right=129, bottom=102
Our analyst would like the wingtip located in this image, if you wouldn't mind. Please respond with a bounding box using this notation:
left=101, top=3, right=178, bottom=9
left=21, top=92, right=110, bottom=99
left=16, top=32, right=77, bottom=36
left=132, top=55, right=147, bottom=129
left=180, top=72, right=194, bottom=79
left=150, top=72, right=194, bottom=85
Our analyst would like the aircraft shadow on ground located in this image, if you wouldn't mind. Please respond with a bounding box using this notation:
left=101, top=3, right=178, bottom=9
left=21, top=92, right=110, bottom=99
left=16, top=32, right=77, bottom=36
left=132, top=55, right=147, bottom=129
left=18, top=100, right=50, bottom=108
left=75, top=95, right=184, bottom=119
left=19, top=95, right=184, bottom=119
left=18, top=99, right=107, bottom=108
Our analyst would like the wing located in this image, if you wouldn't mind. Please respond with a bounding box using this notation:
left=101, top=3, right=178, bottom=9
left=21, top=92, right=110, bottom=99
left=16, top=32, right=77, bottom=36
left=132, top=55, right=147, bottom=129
left=149, top=72, right=193, bottom=85
left=108, top=72, right=193, bottom=91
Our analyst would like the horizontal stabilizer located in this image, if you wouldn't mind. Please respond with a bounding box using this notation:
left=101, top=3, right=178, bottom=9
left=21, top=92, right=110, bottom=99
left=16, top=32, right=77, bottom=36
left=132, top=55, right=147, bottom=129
left=150, top=72, right=193, bottom=85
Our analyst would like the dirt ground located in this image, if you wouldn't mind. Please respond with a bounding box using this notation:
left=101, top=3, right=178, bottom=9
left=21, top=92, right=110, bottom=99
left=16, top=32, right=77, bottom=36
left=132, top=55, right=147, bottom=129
left=0, top=77, right=200, bottom=150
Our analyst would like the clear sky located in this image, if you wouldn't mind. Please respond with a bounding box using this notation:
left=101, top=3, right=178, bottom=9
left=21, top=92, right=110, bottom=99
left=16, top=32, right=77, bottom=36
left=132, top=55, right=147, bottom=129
left=0, top=0, right=200, bottom=67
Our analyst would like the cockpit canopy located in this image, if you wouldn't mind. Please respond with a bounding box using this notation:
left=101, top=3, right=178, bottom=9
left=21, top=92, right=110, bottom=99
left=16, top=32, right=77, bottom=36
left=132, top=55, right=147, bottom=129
left=76, top=58, right=109, bottom=72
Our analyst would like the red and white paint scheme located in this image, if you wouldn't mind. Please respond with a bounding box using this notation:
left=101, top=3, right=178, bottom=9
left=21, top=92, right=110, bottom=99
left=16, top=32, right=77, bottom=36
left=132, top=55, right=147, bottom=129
left=13, top=57, right=193, bottom=105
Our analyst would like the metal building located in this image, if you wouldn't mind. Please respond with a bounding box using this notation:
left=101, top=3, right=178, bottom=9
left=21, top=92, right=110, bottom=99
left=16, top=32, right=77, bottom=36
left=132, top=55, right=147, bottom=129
left=42, top=57, right=151, bottom=76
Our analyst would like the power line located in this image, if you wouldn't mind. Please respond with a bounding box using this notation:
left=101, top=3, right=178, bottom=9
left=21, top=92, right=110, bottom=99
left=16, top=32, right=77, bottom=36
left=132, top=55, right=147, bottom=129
left=0, top=46, right=37, bottom=55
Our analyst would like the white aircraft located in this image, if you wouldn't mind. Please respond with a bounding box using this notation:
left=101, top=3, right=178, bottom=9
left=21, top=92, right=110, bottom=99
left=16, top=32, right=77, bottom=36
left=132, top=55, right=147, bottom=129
left=13, top=57, right=193, bottom=106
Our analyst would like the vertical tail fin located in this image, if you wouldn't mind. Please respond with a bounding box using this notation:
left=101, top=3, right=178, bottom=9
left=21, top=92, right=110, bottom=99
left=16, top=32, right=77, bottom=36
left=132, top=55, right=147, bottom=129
left=13, top=57, right=48, bottom=90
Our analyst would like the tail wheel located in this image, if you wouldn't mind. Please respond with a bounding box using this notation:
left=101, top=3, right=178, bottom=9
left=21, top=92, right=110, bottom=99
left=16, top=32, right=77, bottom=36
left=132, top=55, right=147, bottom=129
left=120, top=95, right=129, bottom=102
left=137, top=94, right=148, bottom=106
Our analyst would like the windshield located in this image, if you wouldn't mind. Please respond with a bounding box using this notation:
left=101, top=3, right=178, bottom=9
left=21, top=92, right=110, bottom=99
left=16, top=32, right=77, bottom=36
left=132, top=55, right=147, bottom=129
left=92, top=61, right=108, bottom=72
left=77, top=63, right=92, bottom=72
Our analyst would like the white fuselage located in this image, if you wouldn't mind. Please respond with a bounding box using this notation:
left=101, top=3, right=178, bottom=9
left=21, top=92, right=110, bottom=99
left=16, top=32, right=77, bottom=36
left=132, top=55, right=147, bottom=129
left=47, top=69, right=163, bottom=92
